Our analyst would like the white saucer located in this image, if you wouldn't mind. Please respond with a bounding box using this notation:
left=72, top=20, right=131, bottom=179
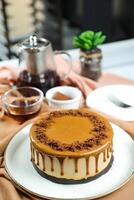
left=5, top=123, right=134, bottom=200
left=86, top=85, right=134, bottom=121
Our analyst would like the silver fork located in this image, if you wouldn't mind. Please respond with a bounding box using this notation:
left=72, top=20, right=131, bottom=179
left=108, top=95, right=133, bottom=108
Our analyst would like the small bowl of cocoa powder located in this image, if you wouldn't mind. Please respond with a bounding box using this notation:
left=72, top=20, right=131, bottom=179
left=46, top=86, right=82, bottom=109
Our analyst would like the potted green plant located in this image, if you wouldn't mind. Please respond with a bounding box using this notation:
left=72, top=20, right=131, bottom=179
left=73, top=30, right=106, bottom=81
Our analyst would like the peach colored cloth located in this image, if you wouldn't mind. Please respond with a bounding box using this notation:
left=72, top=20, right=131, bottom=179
left=0, top=56, right=97, bottom=98
left=55, top=55, right=97, bottom=97
left=0, top=106, right=49, bottom=200
left=0, top=57, right=134, bottom=200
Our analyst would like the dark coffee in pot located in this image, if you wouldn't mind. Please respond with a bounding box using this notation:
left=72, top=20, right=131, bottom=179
left=17, top=69, right=60, bottom=94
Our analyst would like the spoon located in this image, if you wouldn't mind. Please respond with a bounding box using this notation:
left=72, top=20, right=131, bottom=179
left=108, top=95, right=133, bottom=108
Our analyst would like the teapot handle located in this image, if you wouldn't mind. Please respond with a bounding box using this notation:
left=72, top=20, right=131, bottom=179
left=54, top=51, right=72, bottom=80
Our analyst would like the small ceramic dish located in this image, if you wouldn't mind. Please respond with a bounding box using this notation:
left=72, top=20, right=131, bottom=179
left=2, top=86, right=44, bottom=116
left=46, top=86, right=82, bottom=109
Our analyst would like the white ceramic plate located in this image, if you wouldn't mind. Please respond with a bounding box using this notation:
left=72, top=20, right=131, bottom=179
left=86, top=85, right=134, bottom=121
left=5, top=123, right=134, bottom=200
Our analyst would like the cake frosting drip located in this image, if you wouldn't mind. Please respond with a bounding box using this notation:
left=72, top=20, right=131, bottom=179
left=31, top=142, right=113, bottom=178
left=34, top=110, right=109, bottom=152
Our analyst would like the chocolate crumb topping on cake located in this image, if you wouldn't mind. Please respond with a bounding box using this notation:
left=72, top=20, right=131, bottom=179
left=35, top=110, right=108, bottom=152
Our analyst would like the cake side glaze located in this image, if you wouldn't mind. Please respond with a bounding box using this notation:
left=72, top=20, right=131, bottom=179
left=30, top=142, right=113, bottom=180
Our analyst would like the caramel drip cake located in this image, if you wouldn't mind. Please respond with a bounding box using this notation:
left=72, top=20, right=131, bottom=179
left=30, top=109, right=114, bottom=184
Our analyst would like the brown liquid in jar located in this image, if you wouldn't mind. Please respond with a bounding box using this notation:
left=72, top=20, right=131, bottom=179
left=7, top=98, right=40, bottom=122
left=17, top=69, right=60, bottom=95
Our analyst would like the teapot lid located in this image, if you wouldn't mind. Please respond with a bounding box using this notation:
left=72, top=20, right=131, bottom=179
left=18, top=35, right=50, bottom=52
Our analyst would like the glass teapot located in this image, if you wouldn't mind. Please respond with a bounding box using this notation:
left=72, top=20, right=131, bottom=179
left=16, top=35, right=72, bottom=94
